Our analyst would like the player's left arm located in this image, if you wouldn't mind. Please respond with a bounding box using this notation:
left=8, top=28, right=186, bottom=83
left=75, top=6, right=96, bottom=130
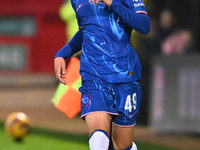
left=92, top=0, right=150, bottom=35
left=110, top=0, right=150, bottom=35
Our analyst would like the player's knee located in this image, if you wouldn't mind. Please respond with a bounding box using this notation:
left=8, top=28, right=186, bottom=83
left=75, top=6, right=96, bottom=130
left=89, top=129, right=109, bottom=150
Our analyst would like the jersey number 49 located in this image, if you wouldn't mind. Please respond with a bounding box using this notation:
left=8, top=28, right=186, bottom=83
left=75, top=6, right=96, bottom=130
left=124, top=93, right=137, bottom=112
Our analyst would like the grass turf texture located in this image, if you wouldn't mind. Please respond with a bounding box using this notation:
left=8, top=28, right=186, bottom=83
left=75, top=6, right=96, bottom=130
left=0, top=122, right=179, bottom=150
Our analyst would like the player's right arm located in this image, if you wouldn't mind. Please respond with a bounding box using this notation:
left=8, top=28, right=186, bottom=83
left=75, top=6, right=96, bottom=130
left=54, top=29, right=83, bottom=84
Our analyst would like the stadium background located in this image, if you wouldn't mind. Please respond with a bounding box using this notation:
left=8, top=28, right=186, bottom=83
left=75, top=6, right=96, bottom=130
left=0, top=0, right=200, bottom=149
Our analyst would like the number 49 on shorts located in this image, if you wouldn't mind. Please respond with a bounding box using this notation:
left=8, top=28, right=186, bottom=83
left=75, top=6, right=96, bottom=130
left=124, top=93, right=137, bottom=112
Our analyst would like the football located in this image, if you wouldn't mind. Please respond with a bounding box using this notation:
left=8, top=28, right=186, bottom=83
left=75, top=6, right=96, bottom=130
left=4, top=112, right=32, bottom=141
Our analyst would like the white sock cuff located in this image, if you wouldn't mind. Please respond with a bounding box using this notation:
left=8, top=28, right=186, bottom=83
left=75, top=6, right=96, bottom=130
left=89, top=130, right=109, bottom=150
left=89, top=129, right=109, bottom=139
left=130, top=142, right=137, bottom=150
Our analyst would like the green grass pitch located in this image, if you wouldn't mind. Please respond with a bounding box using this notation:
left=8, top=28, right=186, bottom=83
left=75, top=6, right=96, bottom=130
left=0, top=122, right=179, bottom=150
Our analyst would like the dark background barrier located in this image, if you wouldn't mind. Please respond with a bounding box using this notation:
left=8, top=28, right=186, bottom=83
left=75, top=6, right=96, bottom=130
left=149, top=55, right=200, bottom=133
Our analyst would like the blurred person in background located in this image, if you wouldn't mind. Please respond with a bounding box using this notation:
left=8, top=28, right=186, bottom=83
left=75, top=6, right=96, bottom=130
left=54, top=0, right=150, bottom=150
left=59, top=0, right=78, bottom=43
left=158, top=9, right=177, bottom=43
left=161, top=28, right=197, bottom=55
left=157, top=9, right=197, bottom=55
left=136, top=9, right=177, bottom=59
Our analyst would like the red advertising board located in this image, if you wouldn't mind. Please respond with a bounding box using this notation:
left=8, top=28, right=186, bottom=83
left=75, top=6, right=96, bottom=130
left=0, top=0, right=66, bottom=73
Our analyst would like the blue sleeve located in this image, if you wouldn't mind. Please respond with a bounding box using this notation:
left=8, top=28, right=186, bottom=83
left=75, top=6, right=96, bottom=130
left=54, top=29, right=83, bottom=59
left=108, top=0, right=150, bottom=35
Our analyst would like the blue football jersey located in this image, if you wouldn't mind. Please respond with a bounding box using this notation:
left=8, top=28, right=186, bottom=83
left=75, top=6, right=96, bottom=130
left=70, top=0, right=149, bottom=83
left=56, top=0, right=150, bottom=83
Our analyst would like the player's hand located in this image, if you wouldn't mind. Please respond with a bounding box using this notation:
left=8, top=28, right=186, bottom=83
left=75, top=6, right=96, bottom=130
left=54, top=57, right=67, bottom=85
left=89, top=0, right=112, bottom=6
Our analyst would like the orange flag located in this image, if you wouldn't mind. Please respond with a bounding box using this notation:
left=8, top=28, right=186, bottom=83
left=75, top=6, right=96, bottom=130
left=52, top=57, right=81, bottom=118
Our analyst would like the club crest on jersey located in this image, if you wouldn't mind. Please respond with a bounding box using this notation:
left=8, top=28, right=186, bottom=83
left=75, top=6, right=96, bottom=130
left=82, top=94, right=91, bottom=106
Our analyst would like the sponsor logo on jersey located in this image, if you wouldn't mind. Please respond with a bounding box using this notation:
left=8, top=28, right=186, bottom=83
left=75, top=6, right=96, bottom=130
left=82, top=94, right=91, bottom=106
left=133, top=0, right=142, bottom=2
left=129, top=112, right=136, bottom=118
left=134, top=3, right=145, bottom=7
left=133, top=0, right=145, bottom=7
